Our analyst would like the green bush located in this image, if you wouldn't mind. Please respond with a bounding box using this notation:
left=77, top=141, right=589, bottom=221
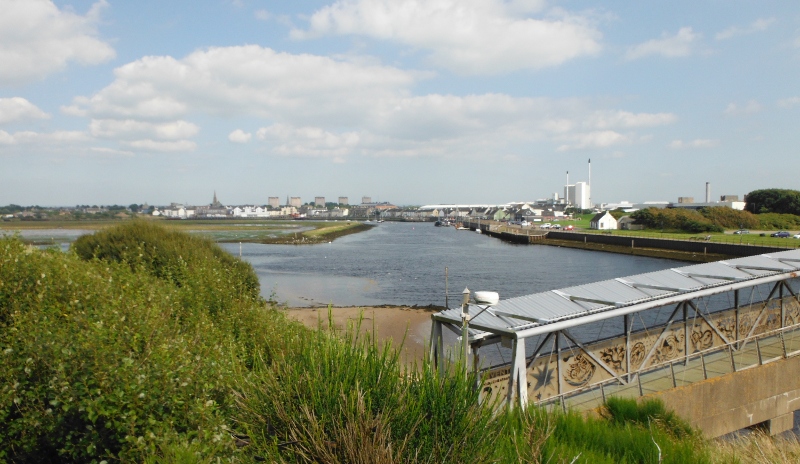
left=0, top=238, right=238, bottom=461
left=757, top=213, right=800, bottom=230
left=72, top=220, right=261, bottom=317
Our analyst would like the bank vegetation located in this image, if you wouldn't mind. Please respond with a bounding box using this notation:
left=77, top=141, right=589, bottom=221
left=0, top=221, right=796, bottom=462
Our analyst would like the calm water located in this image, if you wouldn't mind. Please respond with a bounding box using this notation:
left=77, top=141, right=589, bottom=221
left=220, top=222, right=680, bottom=308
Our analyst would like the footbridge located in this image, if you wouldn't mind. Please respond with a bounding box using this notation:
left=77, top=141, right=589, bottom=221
left=431, top=249, right=800, bottom=437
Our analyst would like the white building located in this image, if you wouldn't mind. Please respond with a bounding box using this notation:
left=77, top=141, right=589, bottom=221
left=564, top=181, right=591, bottom=210
left=590, top=211, right=617, bottom=230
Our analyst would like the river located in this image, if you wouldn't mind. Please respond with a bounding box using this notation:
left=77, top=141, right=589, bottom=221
left=219, top=221, right=681, bottom=308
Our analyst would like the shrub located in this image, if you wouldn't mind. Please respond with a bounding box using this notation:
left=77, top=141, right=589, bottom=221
left=0, top=238, right=237, bottom=461
left=72, top=220, right=261, bottom=318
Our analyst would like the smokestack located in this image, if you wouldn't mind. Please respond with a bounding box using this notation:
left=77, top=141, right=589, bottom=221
left=705, top=182, right=710, bottom=203
left=566, top=171, right=569, bottom=205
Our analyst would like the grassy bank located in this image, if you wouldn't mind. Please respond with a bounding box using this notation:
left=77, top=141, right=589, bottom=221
left=541, top=238, right=731, bottom=262
left=219, top=222, right=374, bottom=244
left=0, top=221, right=789, bottom=462
left=1, top=218, right=375, bottom=246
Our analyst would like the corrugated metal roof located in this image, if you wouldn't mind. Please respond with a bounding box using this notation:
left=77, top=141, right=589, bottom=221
left=433, top=249, right=800, bottom=335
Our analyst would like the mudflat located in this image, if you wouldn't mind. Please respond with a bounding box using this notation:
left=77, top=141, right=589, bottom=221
left=284, top=305, right=440, bottom=366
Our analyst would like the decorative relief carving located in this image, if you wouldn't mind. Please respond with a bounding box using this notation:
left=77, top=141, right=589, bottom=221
left=691, top=329, right=713, bottom=351
left=654, top=332, right=683, bottom=364
left=739, top=314, right=755, bottom=338
left=599, top=345, right=626, bottom=373
left=629, top=342, right=646, bottom=369
left=563, top=353, right=596, bottom=387
left=716, top=317, right=735, bottom=341
left=531, top=363, right=555, bottom=391
left=763, top=311, right=781, bottom=332
left=785, top=305, right=800, bottom=326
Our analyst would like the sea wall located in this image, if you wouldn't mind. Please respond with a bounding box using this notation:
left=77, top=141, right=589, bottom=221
left=546, top=231, right=787, bottom=258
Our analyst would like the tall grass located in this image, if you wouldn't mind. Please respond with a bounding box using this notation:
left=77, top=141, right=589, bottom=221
left=711, top=432, right=800, bottom=464
left=233, top=316, right=499, bottom=463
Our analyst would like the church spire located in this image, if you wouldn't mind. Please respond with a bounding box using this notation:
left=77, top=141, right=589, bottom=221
left=213, top=191, right=218, bottom=205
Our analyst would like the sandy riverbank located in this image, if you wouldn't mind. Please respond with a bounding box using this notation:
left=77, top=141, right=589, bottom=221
left=284, top=305, right=441, bottom=366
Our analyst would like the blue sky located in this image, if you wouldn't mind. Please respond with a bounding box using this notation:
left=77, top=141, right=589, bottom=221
left=1, top=0, right=798, bottom=206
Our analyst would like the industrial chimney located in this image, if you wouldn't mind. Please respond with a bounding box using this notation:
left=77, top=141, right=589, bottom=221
left=705, top=182, right=710, bottom=203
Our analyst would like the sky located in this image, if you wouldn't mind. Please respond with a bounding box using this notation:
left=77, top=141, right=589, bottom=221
left=1, top=0, right=799, bottom=207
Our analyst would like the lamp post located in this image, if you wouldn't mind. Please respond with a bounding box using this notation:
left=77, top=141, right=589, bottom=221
left=461, top=287, right=471, bottom=369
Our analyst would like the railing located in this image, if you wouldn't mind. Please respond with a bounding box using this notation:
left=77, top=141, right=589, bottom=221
left=547, top=323, right=800, bottom=413
left=479, top=289, right=800, bottom=412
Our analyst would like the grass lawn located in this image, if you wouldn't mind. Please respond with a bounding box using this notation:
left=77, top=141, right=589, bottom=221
left=574, top=228, right=800, bottom=248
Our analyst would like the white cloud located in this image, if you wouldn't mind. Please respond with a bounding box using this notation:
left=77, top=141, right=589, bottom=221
left=89, top=119, right=199, bottom=140
left=67, top=45, right=676, bottom=161
left=777, top=97, right=800, bottom=108
left=557, top=130, right=629, bottom=151
left=0, top=97, right=50, bottom=124
left=257, top=124, right=360, bottom=158
left=228, top=129, right=252, bottom=143
left=124, top=139, right=197, bottom=152
left=90, top=147, right=135, bottom=157
left=291, top=0, right=601, bottom=74
left=669, top=139, right=719, bottom=149
left=0, top=0, right=115, bottom=85
left=67, top=46, right=415, bottom=124
left=715, top=18, right=774, bottom=41
left=626, top=27, right=699, bottom=60
left=586, top=111, right=677, bottom=129
left=724, top=100, right=762, bottom=116
left=0, top=129, right=88, bottom=145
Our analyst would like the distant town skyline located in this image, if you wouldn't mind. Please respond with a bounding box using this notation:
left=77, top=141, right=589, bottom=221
left=2, top=1, right=799, bottom=206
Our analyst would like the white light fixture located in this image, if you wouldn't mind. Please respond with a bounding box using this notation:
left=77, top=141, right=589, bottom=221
left=473, top=291, right=499, bottom=307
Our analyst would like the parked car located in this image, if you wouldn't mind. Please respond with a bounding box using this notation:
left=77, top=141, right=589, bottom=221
left=520, top=220, right=529, bottom=227
left=540, top=223, right=552, bottom=229
left=552, top=224, right=561, bottom=229
left=564, top=225, right=575, bottom=231
left=793, top=234, right=800, bottom=239
left=771, top=231, right=791, bottom=238
left=733, top=229, right=749, bottom=235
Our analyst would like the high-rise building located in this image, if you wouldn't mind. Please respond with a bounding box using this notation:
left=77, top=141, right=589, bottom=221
left=361, top=196, right=372, bottom=204
left=268, top=197, right=280, bottom=208
left=289, top=197, right=302, bottom=208
left=315, top=197, right=325, bottom=207
left=338, top=196, right=349, bottom=205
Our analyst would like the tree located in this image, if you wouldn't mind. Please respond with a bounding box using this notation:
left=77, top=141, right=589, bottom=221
left=745, top=189, right=800, bottom=215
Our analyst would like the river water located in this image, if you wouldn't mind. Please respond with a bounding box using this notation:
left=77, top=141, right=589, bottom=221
left=219, top=222, right=680, bottom=308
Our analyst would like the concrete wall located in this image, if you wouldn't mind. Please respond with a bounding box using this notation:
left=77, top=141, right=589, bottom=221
left=647, top=355, right=800, bottom=438
left=547, top=231, right=788, bottom=257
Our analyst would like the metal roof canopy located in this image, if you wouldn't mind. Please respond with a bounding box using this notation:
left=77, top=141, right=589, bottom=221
left=432, top=249, right=800, bottom=341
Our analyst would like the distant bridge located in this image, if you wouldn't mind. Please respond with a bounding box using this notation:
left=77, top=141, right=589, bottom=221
left=431, top=250, right=800, bottom=437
